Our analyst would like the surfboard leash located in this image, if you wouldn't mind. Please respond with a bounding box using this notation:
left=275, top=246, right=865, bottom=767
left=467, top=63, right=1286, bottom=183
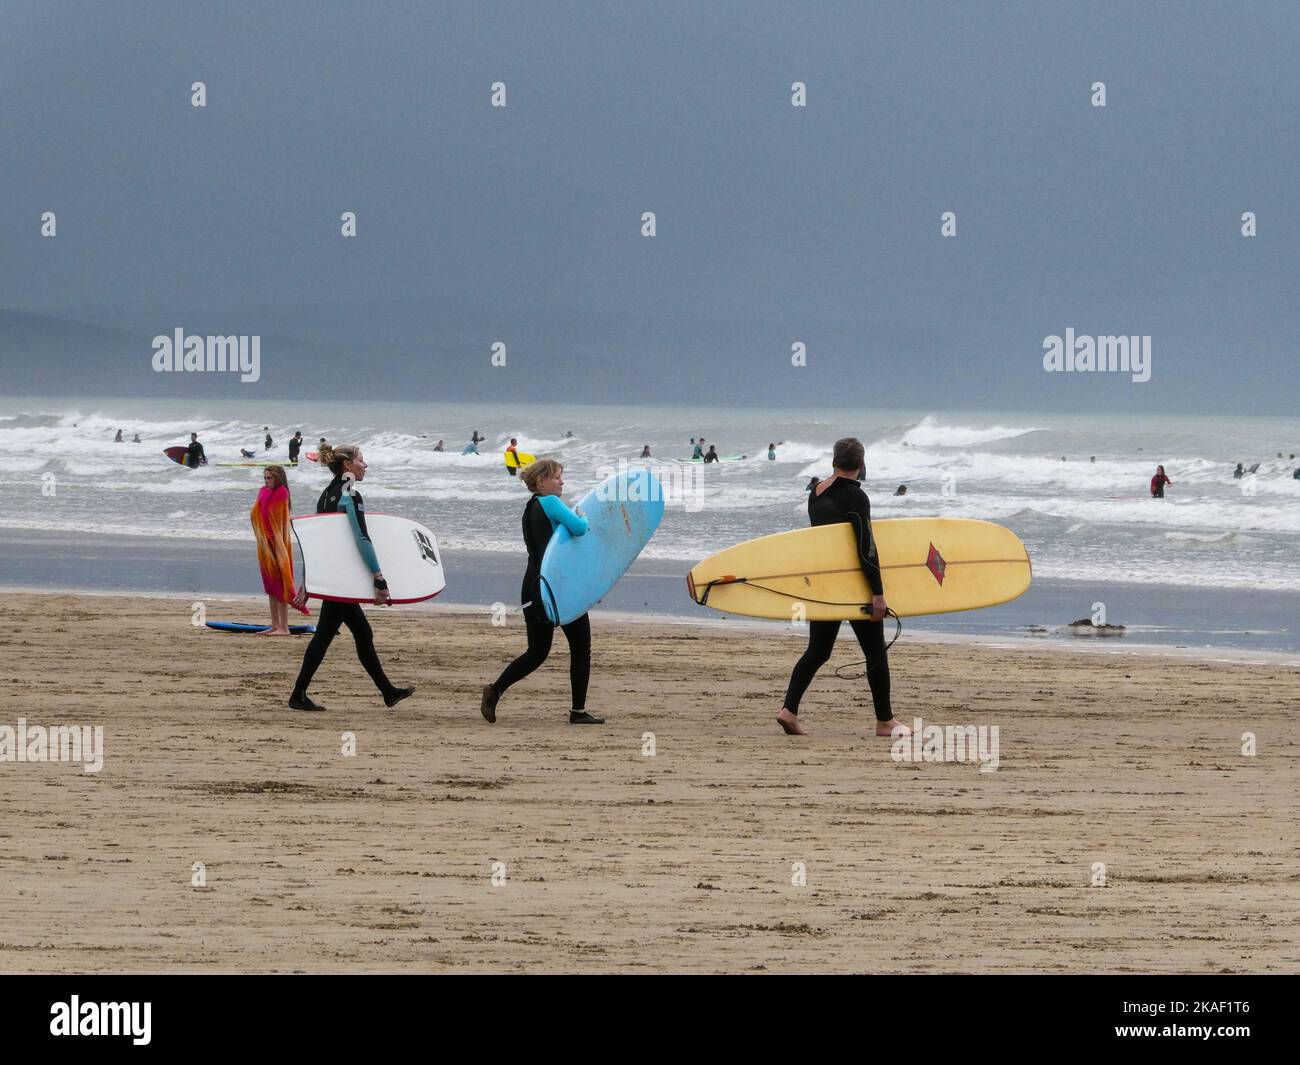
left=694, top=576, right=903, bottom=670
left=696, top=575, right=889, bottom=616
left=834, top=610, right=903, bottom=679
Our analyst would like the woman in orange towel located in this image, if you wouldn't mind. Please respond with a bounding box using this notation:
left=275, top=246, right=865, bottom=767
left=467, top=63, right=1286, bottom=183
left=250, top=465, right=310, bottom=634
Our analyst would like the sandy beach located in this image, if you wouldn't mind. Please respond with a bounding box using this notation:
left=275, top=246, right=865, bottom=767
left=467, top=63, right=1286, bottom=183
left=1, top=591, right=1296, bottom=974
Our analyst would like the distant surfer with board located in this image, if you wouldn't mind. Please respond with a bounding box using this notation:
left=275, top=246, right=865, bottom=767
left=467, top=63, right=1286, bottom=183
left=505, top=438, right=520, bottom=476
left=185, top=432, right=207, bottom=468
left=480, top=458, right=604, bottom=725
left=288, top=444, right=414, bottom=712
left=776, top=437, right=910, bottom=738
left=250, top=465, right=310, bottom=634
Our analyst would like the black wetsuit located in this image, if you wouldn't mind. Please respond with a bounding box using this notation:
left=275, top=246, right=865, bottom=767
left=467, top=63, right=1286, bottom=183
left=492, top=494, right=591, bottom=710
left=288, top=437, right=301, bottom=464
left=291, top=475, right=399, bottom=700
left=783, top=476, right=892, bottom=720
left=265, top=433, right=273, bottom=450
left=186, top=441, right=206, bottom=467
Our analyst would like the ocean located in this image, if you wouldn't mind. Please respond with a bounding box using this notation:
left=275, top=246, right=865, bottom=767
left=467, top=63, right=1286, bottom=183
left=2, top=397, right=1298, bottom=654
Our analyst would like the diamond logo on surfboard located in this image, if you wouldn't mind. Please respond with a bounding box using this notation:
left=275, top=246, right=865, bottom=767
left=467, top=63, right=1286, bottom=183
left=926, top=543, right=947, bottom=585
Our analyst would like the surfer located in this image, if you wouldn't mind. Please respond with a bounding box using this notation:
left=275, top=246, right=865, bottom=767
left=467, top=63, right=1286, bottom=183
left=114, top=429, right=123, bottom=442
left=641, top=445, right=652, bottom=458
left=703, top=445, right=719, bottom=464
left=185, top=432, right=207, bottom=468
left=251, top=466, right=310, bottom=635
left=288, top=445, right=414, bottom=712
left=776, top=437, right=911, bottom=739
left=893, top=484, right=907, bottom=496
left=288, top=431, right=303, bottom=465
left=1233, top=462, right=1244, bottom=479
left=434, top=440, right=445, bottom=452
left=480, top=458, right=603, bottom=726
left=472, top=430, right=485, bottom=445
left=505, top=438, right=520, bottom=476
left=240, top=448, right=257, bottom=459
left=768, top=443, right=776, bottom=461
left=1150, top=465, right=1173, bottom=498
left=692, top=439, right=705, bottom=460
left=264, top=427, right=273, bottom=451
left=131, top=433, right=140, bottom=443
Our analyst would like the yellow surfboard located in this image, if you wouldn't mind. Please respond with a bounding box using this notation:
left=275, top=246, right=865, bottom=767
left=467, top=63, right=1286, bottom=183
left=504, top=450, right=536, bottom=470
left=687, top=518, right=1031, bottom=620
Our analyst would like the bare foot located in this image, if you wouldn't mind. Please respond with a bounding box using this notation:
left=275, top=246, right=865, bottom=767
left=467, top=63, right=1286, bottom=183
left=254, top=628, right=275, bottom=635
left=776, top=708, right=807, bottom=735
left=876, top=717, right=913, bottom=737
left=269, top=628, right=291, bottom=635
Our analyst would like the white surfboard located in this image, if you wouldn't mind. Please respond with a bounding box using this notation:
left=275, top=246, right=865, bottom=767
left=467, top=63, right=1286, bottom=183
left=292, top=513, right=446, bottom=604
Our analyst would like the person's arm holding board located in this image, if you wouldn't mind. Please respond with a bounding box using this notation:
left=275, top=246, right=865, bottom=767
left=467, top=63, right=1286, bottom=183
left=844, top=486, right=887, bottom=621
left=538, top=493, right=589, bottom=536
left=339, top=489, right=389, bottom=605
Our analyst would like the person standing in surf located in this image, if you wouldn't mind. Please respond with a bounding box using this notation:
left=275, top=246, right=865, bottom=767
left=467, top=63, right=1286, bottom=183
left=1150, top=464, right=1173, bottom=498
left=288, top=444, right=413, bottom=712
left=288, top=431, right=303, bottom=466
left=185, top=432, right=207, bottom=468
left=776, top=437, right=911, bottom=738
left=251, top=465, right=310, bottom=634
left=480, top=458, right=604, bottom=725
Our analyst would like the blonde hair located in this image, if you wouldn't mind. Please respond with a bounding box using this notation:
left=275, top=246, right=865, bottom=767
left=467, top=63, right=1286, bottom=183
left=318, top=443, right=362, bottom=475
left=520, top=457, right=561, bottom=493
left=264, top=464, right=289, bottom=493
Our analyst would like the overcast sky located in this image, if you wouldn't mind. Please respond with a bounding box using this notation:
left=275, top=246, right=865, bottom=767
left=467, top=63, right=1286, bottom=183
left=2, top=0, right=1296, bottom=411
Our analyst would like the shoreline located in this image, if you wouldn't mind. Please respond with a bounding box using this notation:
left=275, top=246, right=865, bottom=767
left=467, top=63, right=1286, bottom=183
left=6, top=517, right=1300, bottom=659
left=9, top=584, right=1300, bottom=668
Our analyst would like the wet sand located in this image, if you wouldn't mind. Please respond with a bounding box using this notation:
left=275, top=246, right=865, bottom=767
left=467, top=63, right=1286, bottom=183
left=1, top=592, right=1296, bottom=973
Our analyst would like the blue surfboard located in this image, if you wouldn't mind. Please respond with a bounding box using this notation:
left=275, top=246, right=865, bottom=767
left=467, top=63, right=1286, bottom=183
left=538, top=468, right=665, bottom=625
left=206, top=622, right=316, bottom=634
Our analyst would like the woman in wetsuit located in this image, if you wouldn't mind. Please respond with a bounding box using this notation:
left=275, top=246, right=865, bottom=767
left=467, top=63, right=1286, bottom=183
left=288, top=444, right=413, bottom=712
left=1150, top=465, right=1173, bottom=498
left=777, top=436, right=911, bottom=738
left=479, top=458, right=604, bottom=725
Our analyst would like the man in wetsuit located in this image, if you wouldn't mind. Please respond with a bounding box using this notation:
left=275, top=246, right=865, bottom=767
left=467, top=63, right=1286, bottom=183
left=185, top=432, right=206, bottom=468
left=776, top=436, right=911, bottom=739
left=288, top=431, right=303, bottom=465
